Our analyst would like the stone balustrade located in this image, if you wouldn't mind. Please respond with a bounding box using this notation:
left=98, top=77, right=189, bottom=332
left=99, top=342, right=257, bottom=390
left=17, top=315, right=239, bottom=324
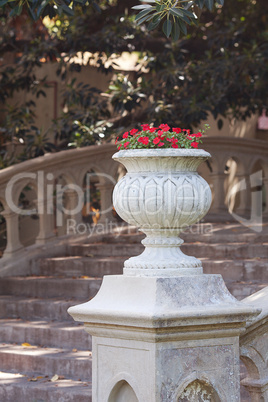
left=0, top=143, right=118, bottom=262
left=202, top=137, right=268, bottom=222
left=240, top=287, right=268, bottom=401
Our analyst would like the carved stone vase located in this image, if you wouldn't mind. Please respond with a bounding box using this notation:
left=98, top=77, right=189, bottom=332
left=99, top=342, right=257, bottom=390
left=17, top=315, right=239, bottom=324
left=112, top=148, right=212, bottom=276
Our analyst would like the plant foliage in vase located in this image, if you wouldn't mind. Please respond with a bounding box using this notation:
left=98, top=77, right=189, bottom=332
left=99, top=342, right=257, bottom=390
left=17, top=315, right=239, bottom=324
left=116, top=123, right=210, bottom=150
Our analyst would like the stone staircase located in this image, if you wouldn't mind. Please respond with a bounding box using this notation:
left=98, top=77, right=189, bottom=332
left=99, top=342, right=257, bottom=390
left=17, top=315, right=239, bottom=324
left=0, top=223, right=267, bottom=401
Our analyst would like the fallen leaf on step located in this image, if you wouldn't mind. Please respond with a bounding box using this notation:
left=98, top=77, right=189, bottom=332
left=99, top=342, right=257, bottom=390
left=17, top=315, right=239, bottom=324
left=36, top=376, right=44, bottom=380
left=51, top=374, right=59, bottom=382
left=85, top=253, right=94, bottom=258
left=72, top=348, right=77, bottom=352
left=21, top=342, right=37, bottom=348
left=81, top=276, right=90, bottom=279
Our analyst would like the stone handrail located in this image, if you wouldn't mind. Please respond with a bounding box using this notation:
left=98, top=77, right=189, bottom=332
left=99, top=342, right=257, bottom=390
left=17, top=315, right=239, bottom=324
left=0, top=143, right=117, bottom=265
left=240, top=287, right=268, bottom=400
left=202, top=137, right=268, bottom=221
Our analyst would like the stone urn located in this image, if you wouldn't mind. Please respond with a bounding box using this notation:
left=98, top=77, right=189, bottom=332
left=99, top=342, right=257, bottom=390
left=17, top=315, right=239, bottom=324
left=112, top=148, right=212, bottom=277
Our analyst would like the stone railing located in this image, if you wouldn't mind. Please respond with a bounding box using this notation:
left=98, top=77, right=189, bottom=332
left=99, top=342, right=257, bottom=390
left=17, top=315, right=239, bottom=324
left=0, top=143, right=118, bottom=267
left=240, top=287, right=268, bottom=401
left=202, top=137, right=268, bottom=222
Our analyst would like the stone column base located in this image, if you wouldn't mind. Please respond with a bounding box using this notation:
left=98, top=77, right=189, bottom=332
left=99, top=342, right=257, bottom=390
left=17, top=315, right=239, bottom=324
left=69, top=274, right=259, bottom=402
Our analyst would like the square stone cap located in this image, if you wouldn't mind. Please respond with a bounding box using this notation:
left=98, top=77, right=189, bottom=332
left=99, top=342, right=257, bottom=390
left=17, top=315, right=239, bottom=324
left=68, top=275, right=260, bottom=331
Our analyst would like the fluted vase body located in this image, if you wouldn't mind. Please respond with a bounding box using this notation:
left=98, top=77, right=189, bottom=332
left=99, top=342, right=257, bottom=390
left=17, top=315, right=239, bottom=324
left=113, top=149, right=212, bottom=276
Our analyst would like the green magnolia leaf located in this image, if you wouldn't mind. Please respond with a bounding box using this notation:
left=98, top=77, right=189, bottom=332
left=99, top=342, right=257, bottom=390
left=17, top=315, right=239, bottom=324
left=136, top=13, right=154, bottom=26
left=204, top=0, right=214, bottom=11
left=59, top=3, right=74, bottom=16
left=181, top=8, right=195, bottom=18
left=148, top=17, right=161, bottom=30
left=170, top=7, right=184, bottom=18
left=163, top=18, right=172, bottom=38
left=10, top=3, right=23, bottom=16
left=0, top=0, right=9, bottom=6
left=178, top=19, right=187, bottom=35
left=135, top=7, right=153, bottom=21
left=155, top=3, right=165, bottom=12
left=132, top=4, right=153, bottom=9
left=195, top=0, right=204, bottom=8
left=171, top=21, right=180, bottom=41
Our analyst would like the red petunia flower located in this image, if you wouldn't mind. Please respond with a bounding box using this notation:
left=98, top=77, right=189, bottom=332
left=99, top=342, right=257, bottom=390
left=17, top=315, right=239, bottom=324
left=115, top=137, right=119, bottom=144
left=172, top=143, right=179, bottom=148
left=141, top=124, right=151, bottom=131
left=157, top=130, right=163, bottom=137
left=153, top=137, right=160, bottom=145
left=143, top=136, right=149, bottom=145
left=123, top=132, right=129, bottom=139
left=124, top=141, right=130, bottom=148
left=191, top=141, right=199, bottom=148
left=130, top=128, right=139, bottom=135
left=159, top=124, right=170, bottom=131
left=118, top=144, right=122, bottom=150
left=190, top=132, right=202, bottom=138
left=183, top=129, right=191, bottom=135
left=172, top=128, right=182, bottom=134
left=158, top=142, right=165, bottom=147
left=149, top=127, right=157, bottom=133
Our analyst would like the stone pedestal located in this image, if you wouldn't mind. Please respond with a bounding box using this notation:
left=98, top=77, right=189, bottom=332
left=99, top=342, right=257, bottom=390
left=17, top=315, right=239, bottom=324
left=69, top=274, right=258, bottom=402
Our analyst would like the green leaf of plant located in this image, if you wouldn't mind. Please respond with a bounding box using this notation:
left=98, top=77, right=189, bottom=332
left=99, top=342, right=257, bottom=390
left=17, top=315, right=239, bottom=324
left=0, top=0, right=9, bottom=6
left=204, top=0, right=214, bottom=11
left=148, top=17, right=161, bottom=30
left=59, top=3, right=74, bottom=16
left=171, top=21, right=180, bottom=41
left=170, top=7, right=184, bottom=18
left=135, top=8, right=153, bottom=21
left=163, top=18, right=172, bottom=38
left=136, top=14, right=154, bottom=25
left=178, top=19, right=187, bottom=35
left=132, top=4, right=153, bottom=9
left=195, top=0, right=204, bottom=8
left=10, top=3, right=23, bottom=16
left=181, top=8, right=195, bottom=18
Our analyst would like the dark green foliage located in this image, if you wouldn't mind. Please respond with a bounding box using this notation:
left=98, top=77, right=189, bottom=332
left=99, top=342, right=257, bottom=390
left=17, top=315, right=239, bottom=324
left=0, top=0, right=267, bottom=168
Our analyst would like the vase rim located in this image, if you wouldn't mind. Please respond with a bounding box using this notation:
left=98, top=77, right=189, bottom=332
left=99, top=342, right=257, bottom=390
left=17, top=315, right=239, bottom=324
left=113, top=148, right=211, bottom=160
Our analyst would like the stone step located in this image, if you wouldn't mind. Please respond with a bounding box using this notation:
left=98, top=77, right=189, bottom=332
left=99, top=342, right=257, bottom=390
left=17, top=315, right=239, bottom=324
left=0, top=277, right=102, bottom=299
left=0, top=344, right=92, bottom=381
left=69, top=242, right=267, bottom=260
left=101, top=227, right=267, bottom=245
left=182, top=243, right=268, bottom=259
left=39, top=256, right=124, bottom=277
left=38, top=254, right=268, bottom=285
left=68, top=242, right=143, bottom=258
left=0, top=372, right=92, bottom=402
left=0, top=319, right=91, bottom=350
left=0, top=295, right=84, bottom=321
left=202, top=258, right=268, bottom=282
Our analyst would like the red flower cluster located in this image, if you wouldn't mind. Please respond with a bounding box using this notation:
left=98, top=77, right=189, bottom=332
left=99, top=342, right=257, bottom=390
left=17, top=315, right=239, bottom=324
left=116, top=124, right=208, bottom=150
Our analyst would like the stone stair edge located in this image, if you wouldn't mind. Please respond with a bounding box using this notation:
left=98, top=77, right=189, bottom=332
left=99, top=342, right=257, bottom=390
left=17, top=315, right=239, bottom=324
left=0, top=371, right=92, bottom=402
